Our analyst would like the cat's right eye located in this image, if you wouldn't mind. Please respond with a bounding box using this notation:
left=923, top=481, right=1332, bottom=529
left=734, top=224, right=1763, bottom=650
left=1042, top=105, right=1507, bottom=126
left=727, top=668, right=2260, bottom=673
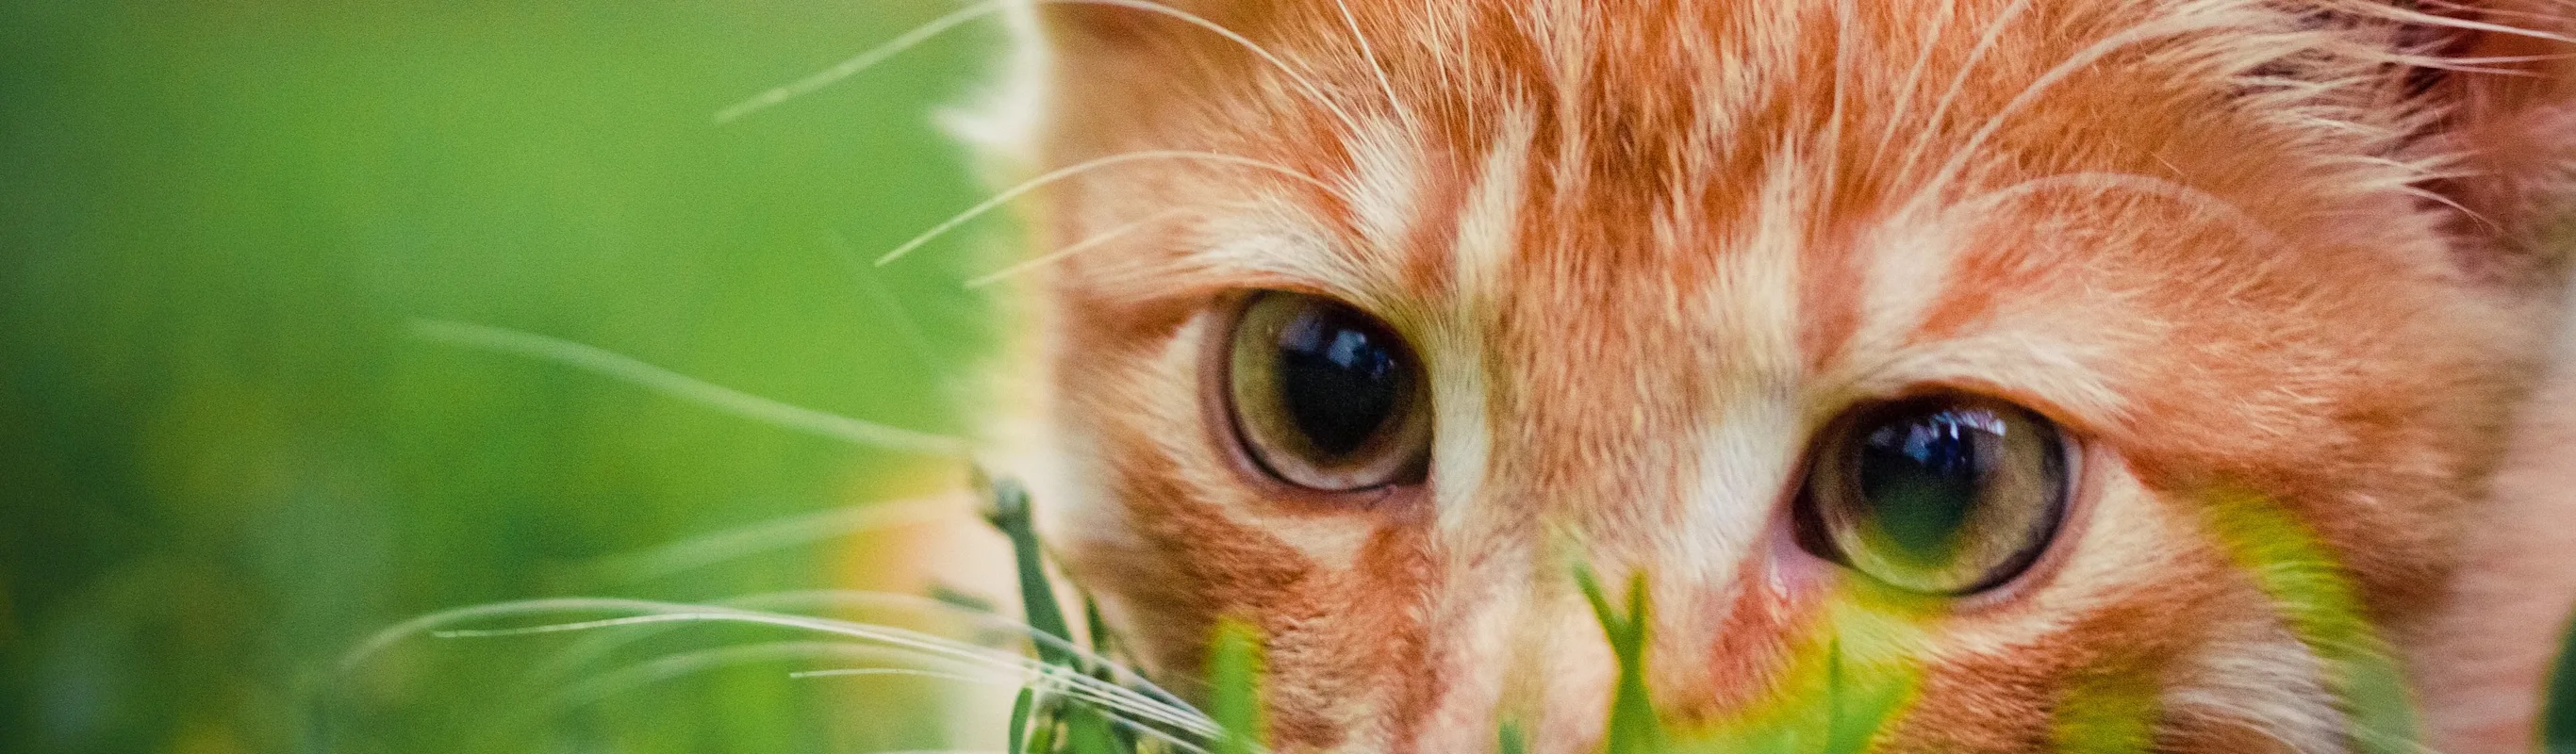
left=1220, top=292, right=1431, bottom=492
left=1793, top=395, right=2073, bottom=596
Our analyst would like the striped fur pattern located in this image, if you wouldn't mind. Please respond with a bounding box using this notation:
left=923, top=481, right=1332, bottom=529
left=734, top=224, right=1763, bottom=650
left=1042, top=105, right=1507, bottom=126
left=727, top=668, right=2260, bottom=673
left=964, top=1, right=2576, bottom=751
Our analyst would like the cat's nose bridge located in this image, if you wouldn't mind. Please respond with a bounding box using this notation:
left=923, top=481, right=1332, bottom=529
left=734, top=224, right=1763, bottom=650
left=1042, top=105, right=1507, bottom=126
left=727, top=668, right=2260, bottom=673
left=1473, top=279, right=1788, bottom=542
left=1407, top=537, right=1795, bottom=754
left=1473, top=374, right=1797, bottom=565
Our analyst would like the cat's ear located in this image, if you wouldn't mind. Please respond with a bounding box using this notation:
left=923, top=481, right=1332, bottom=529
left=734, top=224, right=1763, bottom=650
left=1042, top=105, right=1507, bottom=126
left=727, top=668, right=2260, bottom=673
left=2381, top=1, right=2576, bottom=280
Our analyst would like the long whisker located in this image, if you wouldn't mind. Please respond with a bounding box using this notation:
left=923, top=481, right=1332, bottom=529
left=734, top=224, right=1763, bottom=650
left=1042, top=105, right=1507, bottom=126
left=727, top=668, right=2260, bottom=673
left=1941, top=171, right=2287, bottom=248
left=408, top=320, right=968, bottom=456
left=716, top=0, right=1365, bottom=138
left=834, top=231, right=949, bottom=374
left=874, top=150, right=1337, bottom=268
left=518, top=589, right=1198, bottom=714
left=546, top=639, right=1213, bottom=754
left=346, top=598, right=1220, bottom=737
left=2356, top=1, right=2576, bottom=44
left=964, top=208, right=1190, bottom=288
left=447, top=613, right=1219, bottom=739
left=449, top=641, right=955, bottom=749
left=713, top=2, right=995, bottom=124
left=550, top=641, right=923, bottom=711
left=586, top=496, right=966, bottom=582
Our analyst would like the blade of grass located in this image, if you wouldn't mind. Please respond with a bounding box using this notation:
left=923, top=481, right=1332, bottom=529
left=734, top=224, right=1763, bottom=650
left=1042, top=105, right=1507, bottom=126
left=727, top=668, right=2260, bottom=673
left=2201, top=489, right=2421, bottom=754
left=1209, top=619, right=1266, bottom=754
left=2549, top=613, right=2576, bottom=754
left=1574, top=565, right=1666, bottom=754
left=983, top=474, right=1078, bottom=669
left=1009, top=688, right=1036, bottom=754
left=1067, top=708, right=1126, bottom=754
left=1498, top=722, right=1528, bottom=754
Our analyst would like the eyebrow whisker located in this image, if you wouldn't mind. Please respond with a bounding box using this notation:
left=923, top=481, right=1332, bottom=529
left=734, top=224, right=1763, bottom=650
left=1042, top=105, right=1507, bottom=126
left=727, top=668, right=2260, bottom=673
left=965, top=208, right=1191, bottom=288
left=1906, top=14, right=2240, bottom=217
left=1330, top=0, right=1420, bottom=146
left=1890, top=0, right=2036, bottom=190
left=875, top=150, right=1335, bottom=268
left=1870, top=0, right=1957, bottom=164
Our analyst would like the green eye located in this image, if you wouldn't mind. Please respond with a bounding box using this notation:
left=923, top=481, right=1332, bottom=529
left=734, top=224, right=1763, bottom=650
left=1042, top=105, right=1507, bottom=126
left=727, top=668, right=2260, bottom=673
left=1797, top=396, right=2072, bottom=595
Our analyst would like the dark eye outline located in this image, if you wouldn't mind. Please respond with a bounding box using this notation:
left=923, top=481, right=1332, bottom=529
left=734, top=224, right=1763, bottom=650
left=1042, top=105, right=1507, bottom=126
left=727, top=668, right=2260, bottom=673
left=1204, top=290, right=1432, bottom=497
left=1788, top=391, right=2084, bottom=598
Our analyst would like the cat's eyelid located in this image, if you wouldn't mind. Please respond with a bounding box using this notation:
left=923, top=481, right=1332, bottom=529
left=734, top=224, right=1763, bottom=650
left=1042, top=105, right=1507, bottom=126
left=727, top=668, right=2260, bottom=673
left=1814, top=339, right=2125, bottom=441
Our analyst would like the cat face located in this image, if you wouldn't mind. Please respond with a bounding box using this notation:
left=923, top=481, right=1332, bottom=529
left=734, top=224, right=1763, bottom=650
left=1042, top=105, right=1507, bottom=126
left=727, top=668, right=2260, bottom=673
left=983, top=1, right=2576, bottom=751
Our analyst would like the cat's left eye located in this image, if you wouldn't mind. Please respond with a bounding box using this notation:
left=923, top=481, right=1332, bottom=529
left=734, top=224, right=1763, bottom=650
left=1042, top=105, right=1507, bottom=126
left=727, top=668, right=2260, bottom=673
left=1220, top=292, right=1431, bottom=492
left=1794, top=395, right=2072, bottom=596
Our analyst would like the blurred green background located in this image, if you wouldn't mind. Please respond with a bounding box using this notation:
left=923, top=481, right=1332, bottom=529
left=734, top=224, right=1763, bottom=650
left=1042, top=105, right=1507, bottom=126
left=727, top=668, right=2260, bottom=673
left=0, top=1, right=1015, bottom=751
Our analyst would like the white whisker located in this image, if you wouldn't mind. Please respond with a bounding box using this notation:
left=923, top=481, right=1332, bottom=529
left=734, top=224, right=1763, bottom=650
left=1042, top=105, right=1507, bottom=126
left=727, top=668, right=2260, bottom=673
left=1332, top=0, right=1418, bottom=145
left=1907, top=14, right=2239, bottom=216
left=586, top=496, right=966, bottom=582
left=789, top=666, right=990, bottom=681
left=408, top=320, right=969, bottom=456
left=1891, top=0, right=2035, bottom=188
left=1059, top=0, right=1368, bottom=137
left=448, top=641, right=961, bottom=749
left=551, top=641, right=925, bottom=711
left=346, top=598, right=1221, bottom=738
left=504, top=589, right=1199, bottom=723
left=965, top=209, right=1190, bottom=288
left=2358, top=1, right=2576, bottom=44
left=1871, top=0, right=1957, bottom=162
left=1943, top=171, right=2287, bottom=248
left=714, top=2, right=996, bottom=124
left=715, top=0, right=1364, bottom=138
left=874, top=150, right=1336, bottom=267
left=834, top=231, right=949, bottom=373
left=711, top=590, right=1197, bottom=711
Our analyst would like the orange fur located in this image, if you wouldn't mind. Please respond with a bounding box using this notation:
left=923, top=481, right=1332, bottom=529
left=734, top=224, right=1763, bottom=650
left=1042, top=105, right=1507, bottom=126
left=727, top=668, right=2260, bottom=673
left=963, top=1, right=2576, bottom=751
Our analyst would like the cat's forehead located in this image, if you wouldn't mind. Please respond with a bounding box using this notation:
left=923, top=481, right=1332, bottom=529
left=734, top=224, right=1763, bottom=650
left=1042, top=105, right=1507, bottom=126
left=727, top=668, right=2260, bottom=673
left=1203, top=92, right=2145, bottom=431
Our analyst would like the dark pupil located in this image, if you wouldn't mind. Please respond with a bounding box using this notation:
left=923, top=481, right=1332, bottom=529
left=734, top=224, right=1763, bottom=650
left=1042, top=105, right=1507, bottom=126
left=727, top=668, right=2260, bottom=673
left=1274, top=308, right=1403, bottom=458
left=1854, top=408, right=1993, bottom=563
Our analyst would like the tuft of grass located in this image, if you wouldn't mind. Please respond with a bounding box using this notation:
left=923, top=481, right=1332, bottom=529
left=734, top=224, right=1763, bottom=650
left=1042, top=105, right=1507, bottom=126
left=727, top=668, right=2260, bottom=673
left=983, top=472, right=1158, bottom=754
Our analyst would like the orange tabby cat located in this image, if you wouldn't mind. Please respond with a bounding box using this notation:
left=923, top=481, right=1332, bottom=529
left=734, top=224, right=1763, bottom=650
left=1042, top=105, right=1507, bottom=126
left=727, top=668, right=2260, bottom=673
left=951, top=1, right=2576, bottom=751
